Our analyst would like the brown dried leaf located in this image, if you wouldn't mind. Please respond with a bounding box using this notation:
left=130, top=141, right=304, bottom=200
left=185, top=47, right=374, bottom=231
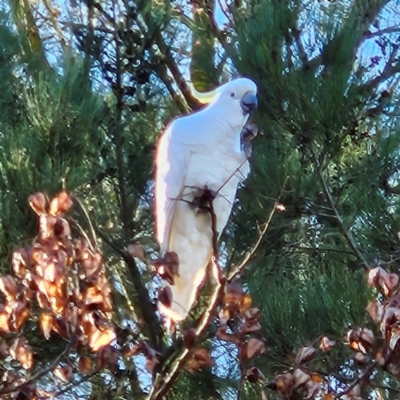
left=366, top=300, right=384, bottom=323
left=295, top=346, right=316, bottom=364
left=305, top=379, right=322, bottom=399
left=126, top=341, right=161, bottom=372
left=381, top=272, right=399, bottom=297
left=186, top=348, right=214, bottom=372
left=240, top=319, right=262, bottom=335
left=10, top=337, right=34, bottom=369
left=53, top=364, right=72, bottom=383
left=53, top=218, right=71, bottom=238
left=223, top=281, right=243, bottom=309
left=368, top=266, right=384, bottom=287
left=240, top=294, right=252, bottom=311
left=272, top=372, right=293, bottom=398
left=348, top=328, right=375, bottom=354
left=10, top=300, right=30, bottom=331
left=96, top=345, right=118, bottom=371
left=145, top=353, right=160, bottom=372
left=89, top=325, right=116, bottom=352
left=245, top=367, right=265, bottom=383
left=0, top=341, right=9, bottom=358
left=12, top=248, right=30, bottom=278
left=319, top=336, right=336, bottom=352
left=243, top=307, right=261, bottom=321
left=0, top=308, right=10, bottom=334
left=158, top=286, right=172, bottom=308
left=389, top=324, right=400, bottom=350
left=80, top=249, right=103, bottom=281
left=49, top=191, right=73, bottom=216
left=240, top=338, right=266, bottom=363
left=83, top=286, right=106, bottom=306
left=293, top=368, right=310, bottom=389
left=128, top=243, right=145, bottom=261
left=345, top=384, right=361, bottom=399
left=0, top=275, right=18, bottom=300
left=368, top=267, right=399, bottom=297
left=29, top=192, right=47, bottom=215
left=360, top=328, right=376, bottom=347
left=3, top=370, right=18, bottom=385
left=51, top=317, right=69, bottom=339
left=311, top=373, right=324, bottom=384
left=36, top=389, right=53, bottom=399
left=40, top=313, right=53, bottom=340
left=154, top=251, right=180, bottom=285
left=124, top=343, right=141, bottom=357
left=216, top=326, right=241, bottom=345
left=183, top=328, right=196, bottom=349
left=355, top=352, right=370, bottom=364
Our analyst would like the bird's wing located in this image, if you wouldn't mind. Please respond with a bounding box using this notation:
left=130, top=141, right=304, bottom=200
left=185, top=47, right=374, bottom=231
left=155, top=121, right=192, bottom=252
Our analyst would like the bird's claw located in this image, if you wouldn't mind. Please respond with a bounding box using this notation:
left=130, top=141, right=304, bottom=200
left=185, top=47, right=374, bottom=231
left=241, top=122, right=259, bottom=158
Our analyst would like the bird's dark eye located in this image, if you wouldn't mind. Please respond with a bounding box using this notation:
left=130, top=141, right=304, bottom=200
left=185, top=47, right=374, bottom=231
left=230, top=92, right=235, bottom=97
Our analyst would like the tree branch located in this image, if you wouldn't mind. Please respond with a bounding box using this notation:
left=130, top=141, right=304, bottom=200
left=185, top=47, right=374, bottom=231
left=0, top=341, right=71, bottom=395
left=313, top=152, right=371, bottom=270
left=335, top=361, right=376, bottom=399
left=148, top=193, right=224, bottom=400
left=227, top=176, right=289, bottom=282
left=53, top=370, right=99, bottom=397
left=95, top=228, right=164, bottom=349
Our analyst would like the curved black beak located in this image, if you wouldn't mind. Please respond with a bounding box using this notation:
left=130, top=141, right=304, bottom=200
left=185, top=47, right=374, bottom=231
left=240, top=92, right=258, bottom=114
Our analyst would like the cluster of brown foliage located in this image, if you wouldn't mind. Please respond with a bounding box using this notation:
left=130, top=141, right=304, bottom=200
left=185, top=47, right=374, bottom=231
left=216, top=281, right=266, bottom=382
left=267, top=339, right=337, bottom=400
left=5, top=192, right=400, bottom=400
left=0, top=192, right=117, bottom=399
left=264, top=265, right=400, bottom=400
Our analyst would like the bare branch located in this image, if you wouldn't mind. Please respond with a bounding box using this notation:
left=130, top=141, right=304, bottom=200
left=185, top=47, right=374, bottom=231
left=313, top=151, right=371, bottom=269
left=227, top=176, right=289, bottom=282
left=0, top=341, right=72, bottom=395
left=334, top=361, right=376, bottom=399
left=148, top=193, right=224, bottom=400
left=53, top=370, right=99, bottom=398
left=363, top=26, right=400, bottom=41
left=96, top=227, right=164, bottom=349
left=71, top=194, right=99, bottom=252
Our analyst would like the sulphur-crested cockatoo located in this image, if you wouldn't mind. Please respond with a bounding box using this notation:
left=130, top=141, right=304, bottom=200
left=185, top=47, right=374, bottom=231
left=155, top=78, right=258, bottom=321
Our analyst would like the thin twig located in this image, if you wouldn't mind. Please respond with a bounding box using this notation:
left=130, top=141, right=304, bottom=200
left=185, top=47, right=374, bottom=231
left=52, top=370, right=99, bottom=398
left=227, top=176, right=289, bottom=282
left=72, top=194, right=98, bottom=251
left=334, top=361, right=376, bottom=399
left=313, top=152, right=371, bottom=270
left=0, top=341, right=71, bottom=395
left=96, top=227, right=164, bottom=349
left=148, top=194, right=224, bottom=400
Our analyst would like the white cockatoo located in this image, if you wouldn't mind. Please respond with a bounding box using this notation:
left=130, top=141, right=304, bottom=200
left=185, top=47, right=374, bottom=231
left=155, top=78, right=258, bottom=321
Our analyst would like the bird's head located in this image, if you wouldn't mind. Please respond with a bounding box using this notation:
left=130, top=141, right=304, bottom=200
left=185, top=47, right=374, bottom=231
left=190, top=77, right=258, bottom=117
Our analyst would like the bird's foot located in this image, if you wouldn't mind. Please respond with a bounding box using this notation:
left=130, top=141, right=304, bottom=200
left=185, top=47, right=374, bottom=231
left=241, top=122, right=259, bottom=158
left=191, top=186, right=217, bottom=211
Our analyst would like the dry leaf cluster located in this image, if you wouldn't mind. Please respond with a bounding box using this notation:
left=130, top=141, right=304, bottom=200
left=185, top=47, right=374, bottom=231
left=267, top=339, right=336, bottom=400
left=5, top=193, right=400, bottom=400
left=216, top=281, right=267, bottom=382
left=0, top=192, right=117, bottom=399
left=365, top=267, right=400, bottom=375
left=266, top=265, right=400, bottom=399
